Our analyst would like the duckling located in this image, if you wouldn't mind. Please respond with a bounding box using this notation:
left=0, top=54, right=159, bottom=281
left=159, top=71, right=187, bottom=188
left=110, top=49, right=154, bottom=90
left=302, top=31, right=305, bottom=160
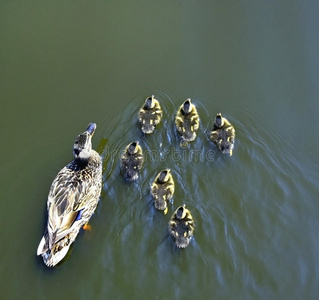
left=168, top=205, right=195, bottom=248
left=37, top=123, right=102, bottom=267
left=138, top=95, right=163, bottom=134
left=175, top=99, right=200, bottom=142
left=209, top=113, right=235, bottom=156
left=120, top=141, right=144, bottom=181
left=151, top=169, right=175, bottom=214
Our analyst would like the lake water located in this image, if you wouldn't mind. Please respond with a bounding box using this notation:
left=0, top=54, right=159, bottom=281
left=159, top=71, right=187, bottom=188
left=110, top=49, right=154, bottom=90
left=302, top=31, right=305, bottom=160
left=1, top=1, right=319, bottom=299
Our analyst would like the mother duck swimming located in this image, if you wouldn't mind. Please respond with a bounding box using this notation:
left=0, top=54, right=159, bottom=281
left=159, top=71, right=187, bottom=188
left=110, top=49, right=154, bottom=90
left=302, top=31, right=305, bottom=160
left=37, top=123, right=102, bottom=267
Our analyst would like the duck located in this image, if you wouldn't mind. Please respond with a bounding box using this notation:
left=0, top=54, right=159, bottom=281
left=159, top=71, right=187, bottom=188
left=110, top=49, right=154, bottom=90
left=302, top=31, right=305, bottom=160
left=175, top=98, right=200, bottom=142
left=168, top=205, right=195, bottom=248
left=138, top=95, right=163, bottom=134
left=120, top=141, right=144, bottom=181
left=209, top=113, right=235, bottom=156
left=37, top=123, right=102, bottom=267
left=151, top=169, right=175, bottom=214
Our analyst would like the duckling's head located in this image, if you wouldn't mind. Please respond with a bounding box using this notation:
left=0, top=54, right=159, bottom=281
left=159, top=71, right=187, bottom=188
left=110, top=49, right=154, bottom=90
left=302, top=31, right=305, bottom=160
left=176, top=205, right=187, bottom=220
left=144, top=95, right=155, bottom=109
left=182, top=99, right=192, bottom=114
left=127, top=141, right=139, bottom=155
left=214, top=113, right=224, bottom=128
left=73, top=123, right=96, bottom=160
left=158, top=169, right=171, bottom=183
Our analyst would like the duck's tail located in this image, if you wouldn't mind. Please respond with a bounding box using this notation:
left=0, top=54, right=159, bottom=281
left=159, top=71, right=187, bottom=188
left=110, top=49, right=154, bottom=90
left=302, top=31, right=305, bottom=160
left=37, top=235, right=48, bottom=256
left=37, top=234, right=74, bottom=267
left=142, top=123, right=155, bottom=134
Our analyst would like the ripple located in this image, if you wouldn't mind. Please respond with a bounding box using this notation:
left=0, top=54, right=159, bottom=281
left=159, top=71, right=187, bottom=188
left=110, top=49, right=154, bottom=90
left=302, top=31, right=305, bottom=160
left=91, top=91, right=319, bottom=298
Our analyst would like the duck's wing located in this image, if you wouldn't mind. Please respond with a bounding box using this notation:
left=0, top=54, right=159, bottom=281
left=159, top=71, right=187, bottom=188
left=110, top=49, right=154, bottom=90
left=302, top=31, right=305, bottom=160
left=184, top=212, right=195, bottom=233
left=175, top=111, right=184, bottom=131
left=138, top=108, right=147, bottom=122
left=190, top=109, right=200, bottom=130
left=134, top=152, right=144, bottom=168
left=225, top=125, right=235, bottom=141
left=45, top=167, right=97, bottom=249
left=153, top=101, right=163, bottom=121
left=163, top=180, right=175, bottom=199
left=209, top=129, right=219, bottom=143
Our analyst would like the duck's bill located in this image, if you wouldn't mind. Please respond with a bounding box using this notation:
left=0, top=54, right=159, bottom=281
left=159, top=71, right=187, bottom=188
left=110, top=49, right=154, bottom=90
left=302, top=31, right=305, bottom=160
left=86, top=123, right=97, bottom=136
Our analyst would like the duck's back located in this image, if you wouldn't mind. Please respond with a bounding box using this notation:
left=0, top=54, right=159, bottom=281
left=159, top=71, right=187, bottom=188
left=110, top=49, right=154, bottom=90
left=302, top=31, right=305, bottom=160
left=182, top=115, right=196, bottom=141
left=139, top=107, right=162, bottom=134
left=152, top=185, right=170, bottom=210
left=42, top=151, right=102, bottom=255
left=169, top=219, right=192, bottom=248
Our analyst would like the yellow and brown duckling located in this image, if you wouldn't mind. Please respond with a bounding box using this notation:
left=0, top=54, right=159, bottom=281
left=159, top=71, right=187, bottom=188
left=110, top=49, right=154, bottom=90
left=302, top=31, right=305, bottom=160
left=175, top=99, right=200, bottom=142
left=37, top=123, right=102, bottom=267
left=138, top=95, right=163, bottom=134
left=168, top=205, right=195, bottom=248
left=209, top=113, right=235, bottom=156
left=120, top=141, right=144, bottom=181
left=151, top=169, right=175, bottom=214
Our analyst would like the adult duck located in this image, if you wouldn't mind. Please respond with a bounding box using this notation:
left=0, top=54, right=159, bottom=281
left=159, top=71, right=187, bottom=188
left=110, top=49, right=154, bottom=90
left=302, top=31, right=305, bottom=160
left=37, top=123, right=102, bottom=267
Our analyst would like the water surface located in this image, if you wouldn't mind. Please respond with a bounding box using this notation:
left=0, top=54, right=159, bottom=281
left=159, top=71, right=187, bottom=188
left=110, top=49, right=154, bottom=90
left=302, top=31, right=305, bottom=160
left=0, top=1, right=319, bottom=299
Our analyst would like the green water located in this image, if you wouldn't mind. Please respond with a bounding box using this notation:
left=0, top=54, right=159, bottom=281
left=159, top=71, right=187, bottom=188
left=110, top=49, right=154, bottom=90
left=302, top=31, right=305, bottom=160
left=1, top=1, right=319, bottom=299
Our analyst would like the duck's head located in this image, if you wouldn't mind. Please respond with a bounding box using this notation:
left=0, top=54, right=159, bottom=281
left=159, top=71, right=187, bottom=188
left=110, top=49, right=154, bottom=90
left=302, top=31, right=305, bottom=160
left=158, top=169, right=171, bottom=183
left=145, top=95, right=155, bottom=109
left=73, top=123, right=96, bottom=160
left=176, top=205, right=187, bottom=220
left=214, top=113, right=224, bottom=128
left=182, top=99, right=192, bottom=114
left=127, top=141, right=139, bottom=155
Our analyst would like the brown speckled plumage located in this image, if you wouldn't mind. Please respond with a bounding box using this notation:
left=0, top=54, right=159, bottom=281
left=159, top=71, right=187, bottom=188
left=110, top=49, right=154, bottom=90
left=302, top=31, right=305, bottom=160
left=37, top=123, right=102, bottom=267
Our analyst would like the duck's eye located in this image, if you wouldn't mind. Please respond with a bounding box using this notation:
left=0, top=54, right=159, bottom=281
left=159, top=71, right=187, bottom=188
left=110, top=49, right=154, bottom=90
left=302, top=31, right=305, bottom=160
left=74, top=149, right=80, bottom=156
